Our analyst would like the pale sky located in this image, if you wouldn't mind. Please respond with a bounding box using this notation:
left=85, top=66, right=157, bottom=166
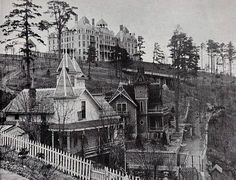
left=1, top=0, right=236, bottom=73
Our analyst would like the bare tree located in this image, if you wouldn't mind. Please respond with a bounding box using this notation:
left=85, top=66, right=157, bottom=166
left=44, top=0, right=78, bottom=65
left=54, top=98, right=75, bottom=150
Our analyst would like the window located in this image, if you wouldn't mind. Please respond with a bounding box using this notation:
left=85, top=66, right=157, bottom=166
left=79, top=41, right=81, bottom=47
left=149, top=116, right=162, bottom=131
left=15, top=114, right=19, bottom=120
left=81, top=101, right=86, bottom=119
left=139, top=101, right=144, bottom=112
left=70, top=75, right=75, bottom=86
left=83, top=41, right=85, bottom=47
left=116, top=103, right=127, bottom=113
left=82, top=34, right=85, bottom=40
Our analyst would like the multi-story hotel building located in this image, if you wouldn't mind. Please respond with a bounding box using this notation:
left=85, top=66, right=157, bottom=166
left=116, top=25, right=137, bottom=58
left=48, top=15, right=137, bottom=61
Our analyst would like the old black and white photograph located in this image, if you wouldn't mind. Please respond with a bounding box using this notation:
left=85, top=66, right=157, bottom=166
left=0, top=0, right=236, bottom=179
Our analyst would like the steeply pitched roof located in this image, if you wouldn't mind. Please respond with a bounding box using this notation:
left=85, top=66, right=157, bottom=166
left=96, top=18, right=108, bottom=26
left=93, top=94, right=117, bottom=116
left=54, top=63, right=76, bottom=98
left=57, top=53, right=77, bottom=74
left=71, top=57, right=87, bottom=78
left=3, top=88, right=55, bottom=114
left=109, top=83, right=137, bottom=106
left=78, top=16, right=90, bottom=25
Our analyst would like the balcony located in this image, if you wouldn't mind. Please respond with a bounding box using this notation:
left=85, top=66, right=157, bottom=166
left=148, top=106, right=169, bottom=115
left=149, top=123, right=169, bottom=132
left=117, top=111, right=129, bottom=117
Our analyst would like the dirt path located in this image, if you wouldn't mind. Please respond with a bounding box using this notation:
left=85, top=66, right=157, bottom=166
left=0, top=168, right=28, bottom=180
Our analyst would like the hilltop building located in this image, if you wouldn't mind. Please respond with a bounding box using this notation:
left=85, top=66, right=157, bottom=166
left=116, top=25, right=137, bottom=59
left=48, top=15, right=137, bottom=61
left=3, top=53, right=122, bottom=158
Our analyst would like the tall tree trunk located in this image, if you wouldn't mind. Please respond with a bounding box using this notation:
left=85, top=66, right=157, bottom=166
left=58, top=27, right=62, bottom=64
left=25, top=3, right=31, bottom=88
left=175, top=71, right=180, bottom=132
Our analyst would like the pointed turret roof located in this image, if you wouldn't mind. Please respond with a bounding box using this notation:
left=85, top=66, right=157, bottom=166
left=57, top=53, right=77, bottom=74
left=54, top=61, right=76, bottom=98
left=71, top=56, right=87, bottom=79
left=134, top=66, right=149, bottom=85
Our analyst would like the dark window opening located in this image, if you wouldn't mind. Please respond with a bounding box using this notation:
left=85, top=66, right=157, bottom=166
left=116, top=103, right=127, bottom=113
left=81, top=101, right=86, bottom=119
left=139, top=101, right=144, bottom=112
left=15, top=114, right=19, bottom=120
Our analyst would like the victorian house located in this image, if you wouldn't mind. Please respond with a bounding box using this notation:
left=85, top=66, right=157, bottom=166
left=109, top=67, right=182, bottom=178
left=3, top=53, right=121, bottom=159
left=109, top=67, right=172, bottom=140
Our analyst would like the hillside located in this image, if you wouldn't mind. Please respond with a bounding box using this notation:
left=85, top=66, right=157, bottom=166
left=0, top=53, right=174, bottom=93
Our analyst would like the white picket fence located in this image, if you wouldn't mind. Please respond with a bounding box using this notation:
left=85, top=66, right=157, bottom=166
left=0, top=132, right=140, bottom=180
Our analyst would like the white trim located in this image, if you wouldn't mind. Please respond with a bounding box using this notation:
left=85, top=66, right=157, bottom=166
left=84, top=89, right=102, bottom=109
left=109, top=90, right=137, bottom=107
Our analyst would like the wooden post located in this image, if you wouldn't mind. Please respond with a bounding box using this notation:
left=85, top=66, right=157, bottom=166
left=67, top=131, right=71, bottom=153
left=52, top=131, right=54, bottom=148
left=98, top=128, right=101, bottom=153
left=107, top=125, right=110, bottom=141
left=192, top=155, right=194, bottom=180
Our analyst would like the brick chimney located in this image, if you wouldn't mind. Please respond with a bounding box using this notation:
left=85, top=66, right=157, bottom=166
left=120, top=25, right=123, bottom=31
left=92, top=18, right=95, bottom=26
left=75, top=14, right=78, bottom=22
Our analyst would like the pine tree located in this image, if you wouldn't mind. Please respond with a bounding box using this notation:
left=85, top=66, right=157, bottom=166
left=0, top=0, right=46, bottom=88
left=168, top=26, right=199, bottom=132
left=207, top=40, right=220, bottom=74
left=227, top=42, right=236, bottom=77
left=153, top=42, right=165, bottom=64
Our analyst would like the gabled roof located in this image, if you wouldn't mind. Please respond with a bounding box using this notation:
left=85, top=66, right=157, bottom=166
left=54, top=63, right=76, bottom=98
left=134, top=67, right=149, bottom=85
left=211, top=164, right=223, bottom=173
left=93, top=94, right=117, bottom=116
left=83, top=89, right=102, bottom=109
left=96, top=18, right=108, bottom=26
left=57, top=53, right=77, bottom=74
left=109, top=83, right=137, bottom=107
left=78, top=16, right=90, bottom=25
left=3, top=88, right=55, bottom=114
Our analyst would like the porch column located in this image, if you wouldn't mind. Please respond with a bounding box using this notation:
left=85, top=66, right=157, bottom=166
left=107, top=125, right=110, bottom=141
left=98, top=128, right=101, bottom=147
left=67, top=131, right=71, bottom=153
left=52, top=131, right=54, bottom=148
